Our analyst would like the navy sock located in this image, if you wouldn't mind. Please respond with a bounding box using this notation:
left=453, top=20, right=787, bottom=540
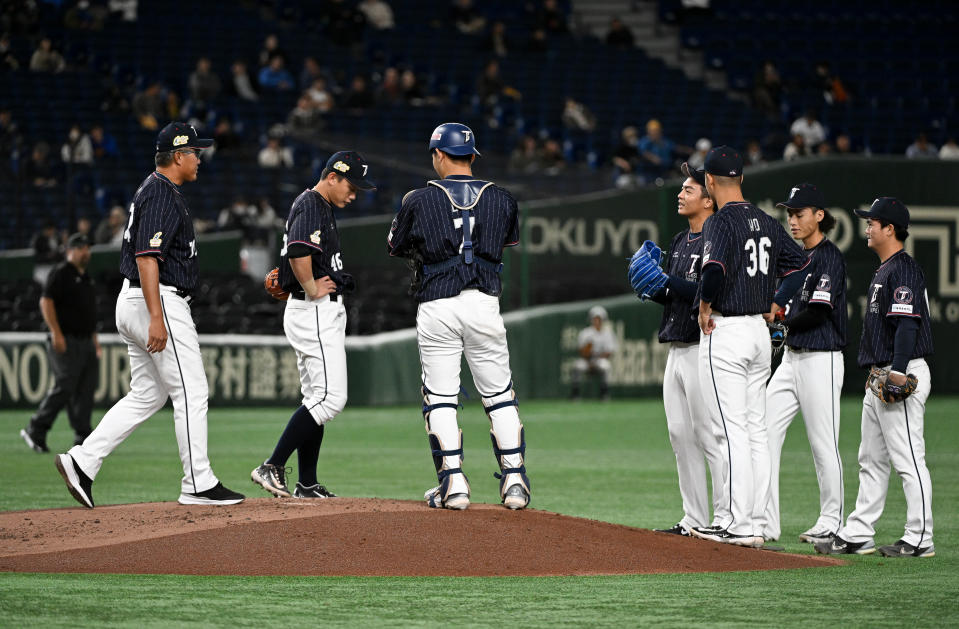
left=297, top=424, right=324, bottom=486
left=267, top=405, right=319, bottom=468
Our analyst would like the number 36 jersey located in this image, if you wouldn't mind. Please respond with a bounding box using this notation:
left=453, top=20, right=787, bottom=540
left=278, top=188, right=346, bottom=293
left=701, top=201, right=808, bottom=315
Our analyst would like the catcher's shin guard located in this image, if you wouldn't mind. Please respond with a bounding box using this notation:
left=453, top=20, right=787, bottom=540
left=483, top=383, right=530, bottom=508
left=422, top=386, right=469, bottom=507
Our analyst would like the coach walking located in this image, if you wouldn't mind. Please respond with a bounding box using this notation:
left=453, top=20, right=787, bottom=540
left=21, top=233, right=100, bottom=454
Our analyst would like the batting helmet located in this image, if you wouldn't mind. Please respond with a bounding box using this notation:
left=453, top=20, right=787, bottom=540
left=429, top=122, right=481, bottom=157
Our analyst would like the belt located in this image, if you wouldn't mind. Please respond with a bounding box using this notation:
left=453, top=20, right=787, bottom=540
left=290, top=291, right=338, bottom=302
left=129, top=279, right=192, bottom=300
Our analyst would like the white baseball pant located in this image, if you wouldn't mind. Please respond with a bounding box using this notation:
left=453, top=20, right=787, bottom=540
left=663, top=341, right=728, bottom=529
left=69, top=281, right=218, bottom=495
left=283, top=294, right=347, bottom=425
left=699, top=313, right=771, bottom=537
left=839, top=358, right=933, bottom=548
left=765, top=348, right=845, bottom=540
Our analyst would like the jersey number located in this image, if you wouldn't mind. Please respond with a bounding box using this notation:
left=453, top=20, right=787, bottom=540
left=331, top=252, right=343, bottom=271
left=744, top=237, right=771, bottom=277
left=123, top=202, right=135, bottom=242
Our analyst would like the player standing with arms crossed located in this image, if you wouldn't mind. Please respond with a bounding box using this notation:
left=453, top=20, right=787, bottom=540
left=763, top=184, right=847, bottom=544
left=688, top=146, right=808, bottom=546
left=251, top=151, right=375, bottom=498
left=387, top=122, right=529, bottom=510
left=629, top=162, right=727, bottom=535
left=816, top=197, right=935, bottom=557
left=56, top=122, right=244, bottom=507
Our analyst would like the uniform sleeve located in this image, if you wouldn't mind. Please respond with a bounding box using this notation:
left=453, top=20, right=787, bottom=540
left=287, top=200, right=323, bottom=253
left=807, top=249, right=843, bottom=309
left=387, top=194, right=416, bottom=257
left=504, top=192, right=520, bottom=247
left=577, top=328, right=591, bottom=348
left=41, top=265, right=62, bottom=300
left=701, top=214, right=730, bottom=273
left=885, top=264, right=924, bottom=319
left=775, top=225, right=809, bottom=277
left=133, top=190, right=181, bottom=259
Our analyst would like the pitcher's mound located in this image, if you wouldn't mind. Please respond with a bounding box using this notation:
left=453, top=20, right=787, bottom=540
left=0, top=498, right=841, bottom=576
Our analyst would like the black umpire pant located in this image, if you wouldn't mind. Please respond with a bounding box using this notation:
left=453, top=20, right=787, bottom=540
left=28, top=335, right=99, bottom=444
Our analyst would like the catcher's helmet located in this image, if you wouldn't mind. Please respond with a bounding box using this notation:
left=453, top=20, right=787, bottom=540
left=429, top=122, right=481, bottom=157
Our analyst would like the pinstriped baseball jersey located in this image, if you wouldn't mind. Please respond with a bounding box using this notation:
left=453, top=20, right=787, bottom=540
left=278, top=189, right=345, bottom=293
left=387, top=175, right=519, bottom=303
left=857, top=250, right=934, bottom=367
left=782, top=238, right=848, bottom=350
left=119, top=172, right=198, bottom=290
left=659, top=228, right=704, bottom=343
left=701, top=202, right=808, bottom=315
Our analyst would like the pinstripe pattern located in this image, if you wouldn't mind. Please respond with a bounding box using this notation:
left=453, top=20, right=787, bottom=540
left=160, top=294, right=197, bottom=493
left=857, top=250, right=934, bottom=367
left=701, top=202, right=808, bottom=315
left=660, top=229, right=704, bottom=342
left=387, top=175, right=519, bottom=302
left=783, top=238, right=848, bottom=350
left=120, top=172, right=199, bottom=291
left=278, top=189, right=344, bottom=293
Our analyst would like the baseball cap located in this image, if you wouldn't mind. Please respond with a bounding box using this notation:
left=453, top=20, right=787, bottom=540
left=703, top=145, right=744, bottom=177
left=776, top=183, right=826, bottom=210
left=325, top=151, right=376, bottom=190
left=854, top=197, right=910, bottom=228
left=588, top=305, right=608, bottom=321
left=155, top=122, right=214, bottom=153
left=66, top=232, right=90, bottom=249
left=680, top=161, right=706, bottom=186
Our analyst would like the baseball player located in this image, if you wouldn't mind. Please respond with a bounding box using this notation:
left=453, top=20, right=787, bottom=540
left=763, top=184, right=847, bottom=544
left=570, top=305, right=617, bottom=401
left=816, top=197, right=935, bottom=557
left=688, top=146, right=808, bottom=547
left=251, top=151, right=375, bottom=499
left=386, top=122, right=529, bottom=510
left=55, top=122, right=244, bottom=508
left=630, top=162, right=728, bottom=536
left=21, top=233, right=100, bottom=453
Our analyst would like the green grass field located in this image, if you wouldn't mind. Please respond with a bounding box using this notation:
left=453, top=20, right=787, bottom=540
left=1, top=397, right=958, bottom=628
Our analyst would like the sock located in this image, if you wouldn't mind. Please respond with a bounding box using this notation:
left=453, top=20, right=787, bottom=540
left=297, top=424, right=324, bottom=486
left=268, top=405, right=319, bottom=468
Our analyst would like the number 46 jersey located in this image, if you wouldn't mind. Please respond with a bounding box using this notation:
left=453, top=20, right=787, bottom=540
left=701, top=201, right=808, bottom=315
left=278, top=188, right=346, bottom=293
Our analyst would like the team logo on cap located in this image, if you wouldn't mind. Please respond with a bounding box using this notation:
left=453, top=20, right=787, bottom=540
left=790, top=187, right=800, bottom=198
left=310, top=229, right=322, bottom=244
left=463, top=130, right=472, bottom=142
left=149, top=231, right=163, bottom=247
left=333, top=161, right=349, bottom=173
left=173, top=135, right=188, bottom=147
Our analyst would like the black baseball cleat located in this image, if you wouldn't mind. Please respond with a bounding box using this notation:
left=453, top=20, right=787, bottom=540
left=55, top=453, right=94, bottom=508
left=293, top=482, right=337, bottom=498
left=877, top=539, right=935, bottom=558
left=654, top=523, right=691, bottom=536
left=178, top=482, right=245, bottom=505
left=689, top=526, right=764, bottom=548
left=21, top=428, right=49, bottom=453
left=814, top=535, right=875, bottom=555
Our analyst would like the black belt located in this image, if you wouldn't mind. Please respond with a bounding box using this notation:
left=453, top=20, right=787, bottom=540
left=290, top=291, right=338, bottom=302
left=129, top=279, right=192, bottom=300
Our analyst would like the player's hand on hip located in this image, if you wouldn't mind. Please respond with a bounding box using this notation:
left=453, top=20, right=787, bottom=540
left=51, top=331, right=67, bottom=354
left=310, top=275, right=337, bottom=299
left=698, top=302, right=715, bottom=335
left=146, top=317, right=168, bottom=353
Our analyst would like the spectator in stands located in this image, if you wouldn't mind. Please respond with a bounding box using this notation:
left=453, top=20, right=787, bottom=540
left=76, top=217, right=93, bottom=241
left=812, top=61, right=849, bottom=106
left=321, top=0, right=367, bottom=47
left=306, top=77, right=335, bottom=112
left=752, top=60, right=782, bottom=117
left=132, top=81, right=165, bottom=130
left=358, top=0, right=394, bottom=30
left=539, top=138, right=566, bottom=176
left=211, top=117, right=242, bottom=157
left=343, top=75, right=375, bottom=110
left=816, top=141, right=832, bottom=156
left=376, top=67, right=403, bottom=105
left=687, top=137, right=711, bottom=170
left=450, top=0, right=486, bottom=35
left=483, top=20, right=510, bottom=58
left=783, top=133, right=807, bottom=161
left=561, top=98, right=597, bottom=133
left=217, top=195, right=255, bottom=232
left=230, top=60, right=259, bottom=101
left=905, top=132, right=938, bottom=159
left=0, top=32, right=20, bottom=71
left=31, top=221, right=64, bottom=285
left=612, top=125, right=642, bottom=187
left=508, top=135, right=541, bottom=175
left=940, top=137, right=959, bottom=160
left=61, top=124, right=94, bottom=165
left=299, top=56, right=328, bottom=91
left=0, top=109, right=23, bottom=178
left=258, top=55, right=295, bottom=91
left=258, top=34, right=287, bottom=68
left=247, top=197, right=282, bottom=246
left=287, top=94, right=323, bottom=135
left=790, top=109, right=826, bottom=151
left=29, top=37, right=65, bottom=73
left=188, top=56, right=222, bottom=107
left=529, top=0, right=568, bottom=34
left=64, top=1, right=106, bottom=31
left=258, top=137, right=294, bottom=169
left=89, top=124, right=118, bottom=160
left=22, top=141, right=59, bottom=187
left=605, top=17, right=634, bottom=49
left=401, top=69, right=427, bottom=106
left=94, top=205, right=126, bottom=245
left=638, top=119, right=678, bottom=178
left=527, top=28, right=548, bottom=52
left=745, top=139, right=765, bottom=166
left=835, top=133, right=854, bottom=155
left=476, top=59, right=520, bottom=107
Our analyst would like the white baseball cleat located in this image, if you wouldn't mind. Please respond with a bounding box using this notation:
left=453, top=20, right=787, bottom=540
left=424, top=486, right=470, bottom=510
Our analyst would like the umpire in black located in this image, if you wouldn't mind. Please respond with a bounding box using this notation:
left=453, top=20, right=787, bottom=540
left=20, top=233, right=100, bottom=453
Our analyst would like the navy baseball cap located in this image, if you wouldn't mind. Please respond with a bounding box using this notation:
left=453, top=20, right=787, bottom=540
left=704, top=145, right=743, bottom=177
left=854, top=197, right=910, bottom=228
left=325, top=151, right=376, bottom=190
left=155, top=122, right=214, bottom=153
left=66, top=232, right=90, bottom=249
left=777, top=183, right=826, bottom=210
left=680, top=161, right=706, bottom=186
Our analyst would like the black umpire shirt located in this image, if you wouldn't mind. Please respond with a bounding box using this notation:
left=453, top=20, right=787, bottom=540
left=43, top=261, right=96, bottom=336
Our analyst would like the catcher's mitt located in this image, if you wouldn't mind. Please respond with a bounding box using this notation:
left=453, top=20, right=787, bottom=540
left=264, top=267, right=289, bottom=301
left=866, top=366, right=918, bottom=404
